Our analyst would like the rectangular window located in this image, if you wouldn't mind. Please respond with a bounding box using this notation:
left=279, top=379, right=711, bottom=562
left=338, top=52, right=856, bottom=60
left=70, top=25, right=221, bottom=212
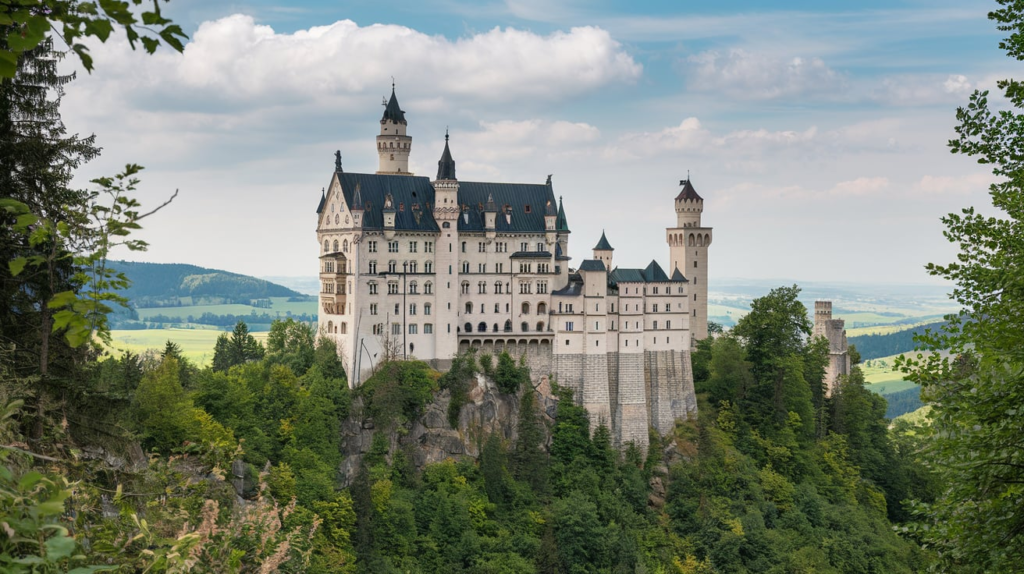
left=340, top=322, right=347, bottom=334
left=392, top=323, right=401, bottom=335
left=409, top=261, right=418, bottom=273
left=538, top=263, right=549, bottom=273
left=388, top=282, right=399, bottom=294
left=370, top=303, right=378, bottom=315
left=409, top=304, right=417, bottom=315
left=409, top=241, right=418, bottom=253
left=666, top=320, right=671, bottom=329
left=425, top=241, right=433, bottom=253
left=520, top=242, right=528, bottom=251
left=388, top=261, right=397, bottom=273
left=694, top=293, right=697, bottom=301
left=537, top=282, right=548, bottom=294
left=369, top=283, right=378, bottom=295
left=425, top=282, right=433, bottom=294
left=368, top=260, right=377, bottom=274
left=369, top=241, right=378, bottom=253
left=496, top=263, right=504, bottom=273
left=519, top=283, right=531, bottom=294
left=653, top=321, right=658, bottom=330
left=566, top=321, right=574, bottom=331
left=394, top=303, right=400, bottom=314
left=537, top=242, right=544, bottom=251
left=461, top=283, right=470, bottom=295
left=461, top=262, right=470, bottom=273
left=653, top=287, right=659, bottom=294
left=478, top=282, right=487, bottom=294
left=478, top=263, right=486, bottom=273
left=595, top=321, right=599, bottom=330
left=424, top=323, right=433, bottom=334
left=388, top=241, right=399, bottom=253
left=567, top=304, right=573, bottom=313
left=425, top=261, right=434, bottom=273
left=373, top=323, right=382, bottom=335
left=653, top=304, right=659, bottom=312
left=409, top=324, right=418, bottom=334
left=478, top=242, right=486, bottom=252
left=425, top=303, right=432, bottom=315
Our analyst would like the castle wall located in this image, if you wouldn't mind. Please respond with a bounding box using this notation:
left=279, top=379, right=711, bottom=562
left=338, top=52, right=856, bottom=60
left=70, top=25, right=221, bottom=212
left=616, top=352, right=648, bottom=449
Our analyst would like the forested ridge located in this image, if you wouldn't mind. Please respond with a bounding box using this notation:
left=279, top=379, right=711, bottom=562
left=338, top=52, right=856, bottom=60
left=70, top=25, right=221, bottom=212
left=109, top=260, right=305, bottom=306
left=848, top=322, right=944, bottom=361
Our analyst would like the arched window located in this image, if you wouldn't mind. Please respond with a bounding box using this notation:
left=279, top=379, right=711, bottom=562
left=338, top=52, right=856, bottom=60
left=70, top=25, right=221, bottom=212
left=536, top=321, right=545, bottom=332
left=537, top=302, right=547, bottom=314
left=332, top=239, right=339, bottom=252
left=443, top=222, right=450, bottom=228
left=521, top=302, right=531, bottom=315
left=688, top=234, right=695, bottom=247
left=493, top=323, right=499, bottom=333
left=343, top=239, right=349, bottom=252
left=504, top=320, right=513, bottom=332
left=327, top=320, right=333, bottom=332
left=478, top=322, right=487, bottom=333
left=465, top=302, right=473, bottom=314
left=521, top=322, right=529, bottom=332
left=409, top=281, right=418, bottom=294
left=696, top=235, right=703, bottom=247
left=465, top=322, right=473, bottom=333
left=495, top=281, right=503, bottom=294
left=323, top=240, right=329, bottom=253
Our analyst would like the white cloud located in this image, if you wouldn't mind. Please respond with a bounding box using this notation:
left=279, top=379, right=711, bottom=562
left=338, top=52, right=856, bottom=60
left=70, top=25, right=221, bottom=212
left=81, top=15, right=641, bottom=107
left=913, top=172, right=998, bottom=195
left=686, top=49, right=845, bottom=100
left=874, top=73, right=982, bottom=106
left=827, top=176, right=890, bottom=196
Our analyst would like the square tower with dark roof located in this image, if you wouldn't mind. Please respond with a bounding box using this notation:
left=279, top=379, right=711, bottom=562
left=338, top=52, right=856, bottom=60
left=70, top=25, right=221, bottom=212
left=666, top=179, right=712, bottom=343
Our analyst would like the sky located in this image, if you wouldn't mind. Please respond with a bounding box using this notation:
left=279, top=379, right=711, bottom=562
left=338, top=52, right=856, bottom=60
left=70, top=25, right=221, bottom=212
left=59, top=0, right=1012, bottom=286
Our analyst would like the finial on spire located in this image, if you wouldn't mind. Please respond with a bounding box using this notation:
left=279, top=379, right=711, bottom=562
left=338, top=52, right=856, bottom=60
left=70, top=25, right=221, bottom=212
left=391, top=76, right=395, bottom=90
left=445, top=127, right=449, bottom=142
left=546, top=174, right=552, bottom=185
left=334, top=150, right=342, bottom=172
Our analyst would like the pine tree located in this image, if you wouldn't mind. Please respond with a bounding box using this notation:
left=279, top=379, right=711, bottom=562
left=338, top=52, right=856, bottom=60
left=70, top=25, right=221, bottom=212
left=0, top=36, right=100, bottom=437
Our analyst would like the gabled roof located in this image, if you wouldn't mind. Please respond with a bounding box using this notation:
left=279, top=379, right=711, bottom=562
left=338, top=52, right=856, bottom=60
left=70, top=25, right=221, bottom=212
left=457, top=182, right=556, bottom=233
left=436, top=132, right=456, bottom=181
left=580, top=259, right=606, bottom=272
left=334, top=172, right=438, bottom=232
left=671, top=268, right=689, bottom=283
left=556, top=196, right=569, bottom=232
left=643, top=260, right=670, bottom=282
left=381, top=87, right=407, bottom=125
left=552, top=274, right=583, bottom=296
left=594, top=231, right=613, bottom=251
left=675, top=178, right=703, bottom=202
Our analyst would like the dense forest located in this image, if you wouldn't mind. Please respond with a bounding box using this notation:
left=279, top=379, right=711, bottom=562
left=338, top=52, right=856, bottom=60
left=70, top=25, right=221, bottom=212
left=847, top=322, right=944, bottom=361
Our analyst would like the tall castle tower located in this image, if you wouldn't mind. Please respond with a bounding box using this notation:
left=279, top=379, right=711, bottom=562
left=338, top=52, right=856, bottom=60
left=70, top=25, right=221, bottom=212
left=377, top=85, right=413, bottom=175
left=432, top=132, right=460, bottom=362
left=812, top=301, right=851, bottom=397
left=666, top=178, right=712, bottom=342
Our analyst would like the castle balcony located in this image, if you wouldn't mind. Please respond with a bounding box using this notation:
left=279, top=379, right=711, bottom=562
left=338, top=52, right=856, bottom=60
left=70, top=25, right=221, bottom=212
left=320, top=292, right=348, bottom=315
left=319, top=269, right=351, bottom=281
left=458, top=332, right=553, bottom=348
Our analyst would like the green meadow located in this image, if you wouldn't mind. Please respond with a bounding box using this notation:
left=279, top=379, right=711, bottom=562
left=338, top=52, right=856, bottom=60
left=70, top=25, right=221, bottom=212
left=136, top=296, right=317, bottom=322
left=106, top=328, right=270, bottom=366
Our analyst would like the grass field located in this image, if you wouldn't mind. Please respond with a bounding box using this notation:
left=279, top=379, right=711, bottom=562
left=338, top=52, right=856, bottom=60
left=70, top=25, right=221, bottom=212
left=137, top=297, right=317, bottom=322
left=893, top=405, right=932, bottom=425
left=107, top=328, right=269, bottom=366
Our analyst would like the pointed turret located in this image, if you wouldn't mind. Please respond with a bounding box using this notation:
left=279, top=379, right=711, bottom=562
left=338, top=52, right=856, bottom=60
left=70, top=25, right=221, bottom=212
left=351, top=182, right=364, bottom=228
left=556, top=196, right=569, bottom=232
left=381, top=85, right=407, bottom=125
left=316, top=187, right=326, bottom=214
left=436, top=131, right=456, bottom=180
left=593, top=230, right=613, bottom=268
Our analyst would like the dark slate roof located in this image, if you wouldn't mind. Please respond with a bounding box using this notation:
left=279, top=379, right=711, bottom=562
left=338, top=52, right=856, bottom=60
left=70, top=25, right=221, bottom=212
left=643, top=260, right=670, bottom=282
left=555, top=243, right=571, bottom=261
left=671, top=268, right=689, bottom=283
left=316, top=187, right=326, bottom=214
left=334, top=172, right=438, bottom=232
left=457, top=182, right=556, bottom=233
left=594, top=231, right=613, bottom=251
left=675, top=178, right=703, bottom=202
left=381, top=87, right=406, bottom=125
left=579, top=259, right=606, bottom=272
left=608, top=260, right=676, bottom=285
left=552, top=274, right=583, bottom=296
left=556, top=196, right=569, bottom=232
left=510, top=251, right=552, bottom=258
left=436, top=132, right=456, bottom=180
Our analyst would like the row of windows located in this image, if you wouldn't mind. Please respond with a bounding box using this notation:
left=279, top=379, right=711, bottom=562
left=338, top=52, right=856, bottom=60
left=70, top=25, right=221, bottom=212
left=325, top=320, right=347, bottom=334
left=461, top=321, right=546, bottom=333
left=367, top=240, right=435, bottom=254
left=562, top=337, right=674, bottom=347
left=461, top=241, right=544, bottom=253
left=369, top=303, right=433, bottom=316
left=463, top=301, right=548, bottom=315
left=371, top=323, right=434, bottom=336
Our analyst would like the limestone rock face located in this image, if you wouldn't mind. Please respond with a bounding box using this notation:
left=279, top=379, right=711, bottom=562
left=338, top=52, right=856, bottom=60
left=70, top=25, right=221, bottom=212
left=339, top=375, right=557, bottom=486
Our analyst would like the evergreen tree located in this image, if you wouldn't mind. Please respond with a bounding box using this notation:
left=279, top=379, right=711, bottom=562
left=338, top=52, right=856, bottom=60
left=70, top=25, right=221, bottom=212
left=511, top=388, right=548, bottom=496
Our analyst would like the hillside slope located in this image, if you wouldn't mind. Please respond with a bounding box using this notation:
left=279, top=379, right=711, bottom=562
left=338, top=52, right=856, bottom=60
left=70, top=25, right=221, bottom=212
left=111, top=261, right=304, bottom=307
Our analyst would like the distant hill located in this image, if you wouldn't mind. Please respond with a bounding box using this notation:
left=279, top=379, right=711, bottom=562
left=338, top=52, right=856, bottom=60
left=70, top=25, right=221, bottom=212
left=849, top=321, right=945, bottom=361
left=111, top=261, right=306, bottom=308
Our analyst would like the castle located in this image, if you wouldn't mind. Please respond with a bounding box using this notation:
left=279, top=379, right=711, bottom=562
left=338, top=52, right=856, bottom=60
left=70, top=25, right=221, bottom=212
left=315, top=87, right=711, bottom=448
left=812, top=301, right=851, bottom=397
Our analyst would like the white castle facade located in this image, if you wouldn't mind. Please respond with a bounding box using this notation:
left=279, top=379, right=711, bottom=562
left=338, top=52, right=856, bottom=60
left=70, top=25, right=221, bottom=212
left=316, top=88, right=712, bottom=448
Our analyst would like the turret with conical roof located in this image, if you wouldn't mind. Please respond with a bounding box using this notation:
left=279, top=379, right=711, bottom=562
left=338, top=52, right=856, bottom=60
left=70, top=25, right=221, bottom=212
left=377, top=83, right=413, bottom=175
left=436, top=131, right=456, bottom=181
left=674, top=178, right=703, bottom=228
left=593, top=230, right=614, bottom=269
left=666, top=175, right=712, bottom=343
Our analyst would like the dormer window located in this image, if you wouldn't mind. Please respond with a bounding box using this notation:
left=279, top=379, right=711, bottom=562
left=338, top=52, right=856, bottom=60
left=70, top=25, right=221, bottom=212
left=525, top=205, right=531, bottom=213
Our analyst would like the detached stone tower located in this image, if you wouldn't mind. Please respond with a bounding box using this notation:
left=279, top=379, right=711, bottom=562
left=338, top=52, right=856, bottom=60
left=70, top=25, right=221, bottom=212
left=666, top=178, right=712, bottom=342
left=812, top=301, right=851, bottom=397
left=377, top=85, right=413, bottom=175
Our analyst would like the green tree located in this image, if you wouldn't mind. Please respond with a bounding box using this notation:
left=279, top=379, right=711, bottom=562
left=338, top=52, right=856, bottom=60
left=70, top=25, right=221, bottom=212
left=213, top=320, right=265, bottom=371
left=896, top=2, right=1024, bottom=569
left=511, top=388, right=548, bottom=496
left=267, top=317, right=316, bottom=374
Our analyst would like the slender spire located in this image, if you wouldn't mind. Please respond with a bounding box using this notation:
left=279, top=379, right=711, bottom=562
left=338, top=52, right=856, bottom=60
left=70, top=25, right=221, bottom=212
left=556, top=195, right=569, bottom=231
left=316, top=187, right=326, bottom=214
left=436, top=130, right=456, bottom=180
left=381, top=84, right=407, bottom=125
